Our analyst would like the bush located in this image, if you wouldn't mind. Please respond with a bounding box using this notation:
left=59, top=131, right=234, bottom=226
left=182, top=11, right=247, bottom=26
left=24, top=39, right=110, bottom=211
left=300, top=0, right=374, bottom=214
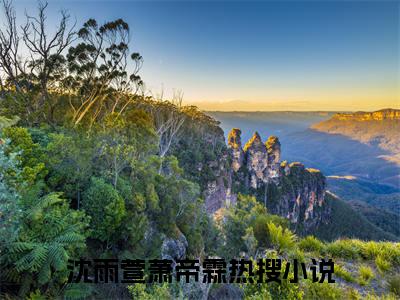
left=299, top=236, right=324, bottom=253
left=344, top=288, right=361, bottom=300
left=304, top=281, right=342, bottom=300
left=325, top=239, right=361, bottom=260
left=380, top=242, right=400, bottom=265
left=358, top=265, right=374, bottom=286
left=253, top=215, right=270, bottom=247
left=375, top=254, right=391, bottom=274
left=267, top=222, right=296, bottom=253
left=252, top=214, right=288, bottom=248
left=360, top=241, right=381, bottom=260
left=288, top=248, right=306, bottom=263
left=388, top=275, right=400, bottom=297
left=82, top=177, right=126, bottom=242
left=335, top=264, right=355, bottom=283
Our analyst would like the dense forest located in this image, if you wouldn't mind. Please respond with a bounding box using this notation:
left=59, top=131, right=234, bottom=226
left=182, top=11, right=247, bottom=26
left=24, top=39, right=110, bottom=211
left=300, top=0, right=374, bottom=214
left=0, top=1, right=399, bottom=299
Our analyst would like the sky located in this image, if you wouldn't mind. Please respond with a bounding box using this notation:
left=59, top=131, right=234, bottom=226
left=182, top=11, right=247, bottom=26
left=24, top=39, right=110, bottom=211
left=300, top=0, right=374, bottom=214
left=9, top=0, right=400, bottom=111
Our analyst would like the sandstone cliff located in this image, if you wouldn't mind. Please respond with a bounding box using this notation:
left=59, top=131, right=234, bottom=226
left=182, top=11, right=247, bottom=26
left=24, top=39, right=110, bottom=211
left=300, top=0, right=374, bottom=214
left=202, top=128, right=329, bottom=234
left=171, top=111, right=330, bottom=235
left=312, top=108, right=400, bottom=165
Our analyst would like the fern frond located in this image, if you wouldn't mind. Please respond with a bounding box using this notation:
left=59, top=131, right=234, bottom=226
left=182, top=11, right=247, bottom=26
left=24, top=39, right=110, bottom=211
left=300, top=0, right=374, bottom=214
left=9, top=242, right=35, bottom=253
left=47, top=243, right=67, bottom=271
left=55, top=232, right=84, bottom=245
left=36, top=192, right=64, bottom=210
left=15, top=245, right=48, bottom=273
left=37, top=260, right=51, bottom=285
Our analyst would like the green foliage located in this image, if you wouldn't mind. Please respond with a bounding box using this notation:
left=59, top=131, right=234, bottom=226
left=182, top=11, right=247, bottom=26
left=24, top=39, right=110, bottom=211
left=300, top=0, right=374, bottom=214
left=388, top=275, right=400, bottom=297
left=221, top=194, right=267, bottom=257
left=375, top=254, right=391, bottom=273
left=171, top=105, right=227, bottom=190
left=0, top=139, right=22, bottom=243
left=303, top=280, right=342, bottom=300
left=253, top=214, right=289, bottom=248
left=63, top=283, right=95, bottom=299
left=325, top=239, right=361, bottom=259
left=358, top=265, right=374, bottom=286
left=335, top=264, right=355, bottom=283
left=267, top=222, right=297, bottom=254
left=299, top=236, right=324, bottom=253
left=46, top=131, right=94, bottom=207
left=314, top=193, right=397, bottom=242
left=2, top=126, right=47, bottom=185
left=0, top=115, right=19, bottom=130
left=242, top=259, right=304, bottom=300
left=242, top=227, right=258, bottom=256
left=2, top=189, right=87, bottom=297
left=128, top=283, right=173, bottom=299
left=98, top=111, right=157, bottom=187
left=82, top=177, right=125, bottom=242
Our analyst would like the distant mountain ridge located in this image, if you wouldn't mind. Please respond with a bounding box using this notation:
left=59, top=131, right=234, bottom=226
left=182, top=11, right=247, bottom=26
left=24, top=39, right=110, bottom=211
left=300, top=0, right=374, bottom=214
left=311, top=108, right=400, bottom=165
left=329, top=108, right=400, bottom=121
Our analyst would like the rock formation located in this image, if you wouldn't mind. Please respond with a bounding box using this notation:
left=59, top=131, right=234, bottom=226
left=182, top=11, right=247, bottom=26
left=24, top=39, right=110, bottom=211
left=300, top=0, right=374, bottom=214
left=243, top=132, right=269, bottom=188
left=204, top=128, right=330, bottom=234
left=265, top=135, right=281, bottom=179
left=161, top=230, right=188, bottom=262
left=227, top=128, right=244, bottom=172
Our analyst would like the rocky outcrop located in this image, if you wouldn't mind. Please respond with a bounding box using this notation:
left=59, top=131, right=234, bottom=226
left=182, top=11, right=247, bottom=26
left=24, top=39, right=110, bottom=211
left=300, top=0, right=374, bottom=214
left=227, top=128, right=244, bottom=172
left=226, top=128, right=329, bottom=234
left=193, top=124, right=330, bottom=234
left=266, top=135, right=281, bottom=165
left=243, top=132, right=269, bottom=188
left=161, top=231, right=188, bottom=262
left=274, top=162, right=328, bottom=232
left=265, top=135, right=281, bottom=179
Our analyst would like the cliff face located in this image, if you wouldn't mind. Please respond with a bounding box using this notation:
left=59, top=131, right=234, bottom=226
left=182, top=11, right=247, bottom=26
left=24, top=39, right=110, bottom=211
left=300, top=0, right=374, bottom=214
left=228, top=130, right=329, bottom=233
left=243, top=132, right=269, bottom=188
left=173, top=111, right=330, bottom=234
left=278, top=162, right=328, bottom=232
left=202, top=128, right=330, bottom=234
left=312, top=108, right=400, bottom=165
left=227, top=128, right=244, bottom=172
left=330, top=109, right=400, bottom=121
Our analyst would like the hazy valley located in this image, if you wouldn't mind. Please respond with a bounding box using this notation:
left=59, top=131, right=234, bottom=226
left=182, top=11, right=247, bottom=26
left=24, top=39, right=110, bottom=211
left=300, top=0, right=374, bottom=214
left=208, top=110, right=400, bottom=239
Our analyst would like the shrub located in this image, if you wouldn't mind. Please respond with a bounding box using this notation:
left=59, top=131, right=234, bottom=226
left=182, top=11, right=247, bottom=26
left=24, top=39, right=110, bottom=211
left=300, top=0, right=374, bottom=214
left=304, top=280, right=342, bottom=299
left=253, top=215, right=270, bottom=247
left=299, top=236, right=324, bottom=253
left=344, top=288, right=361, bottom=300
left=253, top=214, right=289, bottom=248
left=267, top=222, right=296, bottom=253
left=375, top=254, right=391, bottom=274
left=288, top=248, right=306, bottom=263
left=335, top=264, right=355, bottom=283
left=325, top=239, right=361, bottom=260
left=380, top=242, right=400, bottom=265
left=360, top=241, right=381, bottom=260
left=388, top=275, right=400, bottom=297
left=82, top=177, right=126, bottom=242
left=358, top=265, right=374, bottom=286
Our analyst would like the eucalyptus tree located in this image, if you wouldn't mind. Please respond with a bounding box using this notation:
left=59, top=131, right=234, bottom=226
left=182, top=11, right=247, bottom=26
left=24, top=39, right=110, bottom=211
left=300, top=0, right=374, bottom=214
left=66, top=18, right=143, bottom=126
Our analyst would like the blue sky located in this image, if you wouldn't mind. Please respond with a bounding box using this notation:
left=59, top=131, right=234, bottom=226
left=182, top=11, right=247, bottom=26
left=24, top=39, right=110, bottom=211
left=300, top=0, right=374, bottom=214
left=11, top=0, right=400, bottom=110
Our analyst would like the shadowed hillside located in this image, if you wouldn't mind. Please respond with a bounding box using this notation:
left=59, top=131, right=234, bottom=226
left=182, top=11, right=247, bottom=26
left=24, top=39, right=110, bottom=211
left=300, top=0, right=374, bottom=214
left=282, top=129, right=400, bottom=188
